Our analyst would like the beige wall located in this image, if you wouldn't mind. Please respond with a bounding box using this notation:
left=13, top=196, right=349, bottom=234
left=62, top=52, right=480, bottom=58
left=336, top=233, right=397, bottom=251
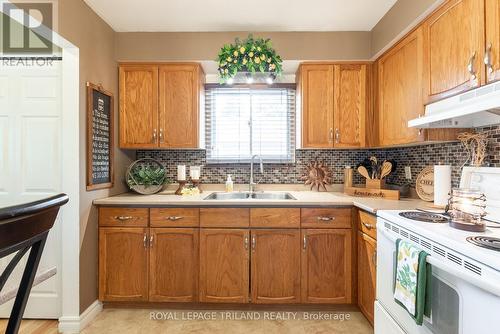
left=115, top=31, right=372, bottom=61
left=57, top=0, right=133, bottom=313
left=371, top=0, right=443, bottom=56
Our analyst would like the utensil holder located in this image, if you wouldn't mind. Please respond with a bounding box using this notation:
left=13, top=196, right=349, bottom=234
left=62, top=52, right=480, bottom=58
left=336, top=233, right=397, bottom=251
left=366, top=178, right=386, bottom=189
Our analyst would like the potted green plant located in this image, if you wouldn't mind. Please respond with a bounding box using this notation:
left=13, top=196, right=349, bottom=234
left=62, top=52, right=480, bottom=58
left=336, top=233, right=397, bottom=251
left=126, top=158, right=168, bottom=195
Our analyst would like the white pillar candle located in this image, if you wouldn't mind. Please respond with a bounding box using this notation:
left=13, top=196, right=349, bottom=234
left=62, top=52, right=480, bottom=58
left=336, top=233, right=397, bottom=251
left=434, top=165, right=452, bottom=207
left=177, top=165, right=186, bottom=181
left=190, top=166, right=201, bottom=180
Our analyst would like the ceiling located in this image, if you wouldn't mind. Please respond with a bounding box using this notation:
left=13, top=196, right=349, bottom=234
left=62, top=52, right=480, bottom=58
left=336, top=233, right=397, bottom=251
left=83, top=0, right=397, bottom=32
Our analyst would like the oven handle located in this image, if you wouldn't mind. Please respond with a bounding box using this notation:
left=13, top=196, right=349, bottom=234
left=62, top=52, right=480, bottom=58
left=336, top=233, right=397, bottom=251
left=378, top=226, right=500, bottom=298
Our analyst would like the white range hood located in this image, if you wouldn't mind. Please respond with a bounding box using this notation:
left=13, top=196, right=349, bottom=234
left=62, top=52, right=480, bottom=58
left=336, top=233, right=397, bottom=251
left=408, top=81, right=500, bottom=128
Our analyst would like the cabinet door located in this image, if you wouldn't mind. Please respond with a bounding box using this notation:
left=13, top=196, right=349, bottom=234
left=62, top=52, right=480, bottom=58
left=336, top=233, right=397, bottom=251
left=251, top=229, right=301, bottom=304
left=99, top=228, right=148, bottom=301
left=149, top=228, right=198, bottom=302
left=301, top=229, right=352, bottom=304
left=423, top=0, right=485, bottom=103
left=158, top=64, right=201, bottom=148
left=333, top=64, right=366, bottom=148
left=378, top=27, right=425, bottom=146
left=199, top=229, right=249, bottom=303
left=119, top=65, right=158, bottom=148
left=486, top=0, right=500, bottom=83
left=299, top=64, right=334, bottom=148
left=357, top=232, right=377, bottom=326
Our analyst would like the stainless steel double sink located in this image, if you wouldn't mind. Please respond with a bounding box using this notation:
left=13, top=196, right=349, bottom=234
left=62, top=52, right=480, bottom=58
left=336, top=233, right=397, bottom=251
left=204, top=192, right=296, bottom=201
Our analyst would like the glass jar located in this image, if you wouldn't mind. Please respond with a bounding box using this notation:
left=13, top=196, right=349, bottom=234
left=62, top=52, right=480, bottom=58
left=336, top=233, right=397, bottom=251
left=448, top=188, right=486, bottom=225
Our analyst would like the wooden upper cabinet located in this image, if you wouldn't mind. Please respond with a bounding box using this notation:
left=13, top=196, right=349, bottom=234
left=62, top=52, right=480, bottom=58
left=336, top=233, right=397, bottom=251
left=251, top=229, right=301, bottom=304
left=199, top=229, right=249, bottom=303
left=378, top=27, right=425, bottom=146
left=119, top=63, right=203, bottom=149
left=149, top=228, right=198, bottom=302
left=423, top=0, right=486, bottom=103
left=99, top=227, right=149, bottom=301
left=119, top=65, right=158, bottom=148
left=357, top=231, right=377, bottom=325
left=333, top=64, right=367, bottom=148
left=486, top=0, right=500, bottom=83
left=301, top=229, right=352, bottom=304
left=299, top=64, right=335, bottom=148
left=158, top=64, right=203, bottom=148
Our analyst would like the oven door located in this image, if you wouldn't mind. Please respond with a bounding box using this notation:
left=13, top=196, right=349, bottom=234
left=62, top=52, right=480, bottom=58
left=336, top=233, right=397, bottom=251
left=376, top=218, right=500, bottom=334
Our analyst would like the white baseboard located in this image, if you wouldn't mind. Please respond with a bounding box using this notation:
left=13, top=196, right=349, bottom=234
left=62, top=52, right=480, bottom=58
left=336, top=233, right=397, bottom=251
left=58, top=300, right=102, bottom=333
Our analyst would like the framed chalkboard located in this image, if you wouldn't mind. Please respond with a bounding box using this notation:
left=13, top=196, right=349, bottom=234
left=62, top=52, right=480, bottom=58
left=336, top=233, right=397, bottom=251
left=86, top=82, right=114, bottom=191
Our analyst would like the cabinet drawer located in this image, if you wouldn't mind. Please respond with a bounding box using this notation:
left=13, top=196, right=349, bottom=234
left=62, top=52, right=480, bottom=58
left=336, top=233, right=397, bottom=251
left=250, top=208, right=300, bottom=228
left=301, top=208, right=351, bottom=228
left=358, top=210, right=377, bottom=240
left=150, top=208, right=199, bottom=227
left=200, top=208, right=250, bottom=228
left=99, top=207, right=149, bottom=227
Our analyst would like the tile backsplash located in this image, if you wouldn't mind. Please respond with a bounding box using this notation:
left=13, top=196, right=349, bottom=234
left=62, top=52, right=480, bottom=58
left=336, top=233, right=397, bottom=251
left=137, top=125, right=500, bottom=189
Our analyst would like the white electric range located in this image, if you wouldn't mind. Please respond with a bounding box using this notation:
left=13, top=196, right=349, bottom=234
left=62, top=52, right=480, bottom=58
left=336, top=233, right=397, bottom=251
left=375, top=167, right=500, bottom=334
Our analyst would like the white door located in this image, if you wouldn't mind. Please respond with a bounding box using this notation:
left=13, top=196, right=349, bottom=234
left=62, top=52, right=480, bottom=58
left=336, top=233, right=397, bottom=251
left=0, top=60, right=63, bottom=318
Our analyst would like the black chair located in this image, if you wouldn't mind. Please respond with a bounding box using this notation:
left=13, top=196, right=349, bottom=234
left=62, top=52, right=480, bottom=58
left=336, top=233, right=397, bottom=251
left=0, top=194, right=68, bottom=334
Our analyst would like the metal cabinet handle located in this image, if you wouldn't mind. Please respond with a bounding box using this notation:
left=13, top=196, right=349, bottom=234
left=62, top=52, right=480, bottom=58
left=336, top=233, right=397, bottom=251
left=328, top=128, right=334, bottom=143
left=303, top=235, right=307, bottom=250
left=159, top=128, right=164, bottom=143
left=153, top=128, right=157, bottom=142
left=149, top=235, right=154, bottom=248
left=167, top=216, right=183, bottom=221
left=362, top=222, right=374, bottom=230
left=335, top=128, right=340, bottom=143
left=317, top=216, right=335, bottom=222
left=244, top=235, right=249, bottom=250
left=251, top=235, right=256, bottom=251
left=143, top=234, right=148, bottom=249
left=484, top=43, right=494, bottom=74
left=467, top=51, right=477, bottom=80
left=114, top=216, right=133, bottom=221
left=372, top=250, right=377, bottom=266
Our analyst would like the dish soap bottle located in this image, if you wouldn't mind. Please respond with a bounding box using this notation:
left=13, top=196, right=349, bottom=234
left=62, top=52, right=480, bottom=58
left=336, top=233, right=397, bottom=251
left=225, top=174, right=234, bottom=192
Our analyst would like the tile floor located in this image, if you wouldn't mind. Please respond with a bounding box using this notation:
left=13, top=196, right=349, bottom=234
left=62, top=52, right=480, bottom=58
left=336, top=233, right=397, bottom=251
left=81, top=309, right=374, bottom=334
left=2, top=309, right=374, bottom=333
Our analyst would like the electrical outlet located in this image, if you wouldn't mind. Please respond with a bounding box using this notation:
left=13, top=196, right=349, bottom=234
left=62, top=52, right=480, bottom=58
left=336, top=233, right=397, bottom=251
left=404, top=166, right=412, bottom=180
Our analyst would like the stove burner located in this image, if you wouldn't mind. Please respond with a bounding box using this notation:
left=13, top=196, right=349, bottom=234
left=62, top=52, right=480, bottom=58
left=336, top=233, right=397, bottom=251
left=466, top=236, right=500, bottom=251
left=399, top=211, right=448, bottom=223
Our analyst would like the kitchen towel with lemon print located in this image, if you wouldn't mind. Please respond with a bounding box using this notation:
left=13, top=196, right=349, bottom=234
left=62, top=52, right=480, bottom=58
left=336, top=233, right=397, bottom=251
left=394, top=239, right=432, bottom=325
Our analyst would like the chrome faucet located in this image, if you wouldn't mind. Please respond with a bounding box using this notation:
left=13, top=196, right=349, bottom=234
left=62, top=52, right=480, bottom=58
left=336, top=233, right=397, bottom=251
left=249, top=154, right=264, bottom=193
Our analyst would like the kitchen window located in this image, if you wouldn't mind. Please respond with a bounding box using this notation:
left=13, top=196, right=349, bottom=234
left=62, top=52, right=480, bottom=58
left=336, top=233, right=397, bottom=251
left=205, top=85, right=295, bottom=163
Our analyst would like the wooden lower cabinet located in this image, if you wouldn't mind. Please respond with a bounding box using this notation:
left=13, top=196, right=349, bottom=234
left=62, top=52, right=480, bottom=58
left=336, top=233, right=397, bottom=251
left=301, top=229, right=352, bottom=304
left=149, top=228, right=198, bottom=302
left=199, top=229, right=250, bottom=303
left=357, top=231, right=377, bottom=325
left=251, top=229, right=301, bottom=304
left=99, top=227, right=149, bottom=301
left=98, top=207, right=361, bottom=309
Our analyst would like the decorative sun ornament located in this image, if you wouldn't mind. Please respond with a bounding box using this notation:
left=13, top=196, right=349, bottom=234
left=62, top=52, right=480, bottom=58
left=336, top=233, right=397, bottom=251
left=301, top=160, right=332, bottom=192
left=217, top=34, right=283, bottom=83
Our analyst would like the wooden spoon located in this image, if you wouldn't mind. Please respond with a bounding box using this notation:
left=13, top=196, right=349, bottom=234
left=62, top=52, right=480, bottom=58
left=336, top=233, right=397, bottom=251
left=357, top=166, right=371, bottom=180
left=380, top=161, right=393, bottom=179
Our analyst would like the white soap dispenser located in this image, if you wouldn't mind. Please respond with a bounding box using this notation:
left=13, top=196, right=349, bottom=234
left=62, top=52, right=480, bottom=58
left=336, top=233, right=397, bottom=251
left=225, top=174, right=234, bottom=192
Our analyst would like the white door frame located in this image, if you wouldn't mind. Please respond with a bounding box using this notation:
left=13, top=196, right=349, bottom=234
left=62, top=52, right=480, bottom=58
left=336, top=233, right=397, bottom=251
left=57, top=40, right=81, bottom=333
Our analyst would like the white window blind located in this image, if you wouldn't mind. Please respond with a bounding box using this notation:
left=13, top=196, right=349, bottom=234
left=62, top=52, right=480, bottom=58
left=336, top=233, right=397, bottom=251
left=205, top=86, right=295, bottom=163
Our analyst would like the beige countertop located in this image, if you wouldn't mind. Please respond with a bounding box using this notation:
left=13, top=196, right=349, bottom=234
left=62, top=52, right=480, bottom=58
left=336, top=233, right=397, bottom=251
left=93, top=184, right=428, bottom=214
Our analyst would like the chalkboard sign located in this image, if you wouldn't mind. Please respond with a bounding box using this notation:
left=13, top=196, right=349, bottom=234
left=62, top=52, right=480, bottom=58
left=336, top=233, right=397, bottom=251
left=86, top=82, right=114, bottom=191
